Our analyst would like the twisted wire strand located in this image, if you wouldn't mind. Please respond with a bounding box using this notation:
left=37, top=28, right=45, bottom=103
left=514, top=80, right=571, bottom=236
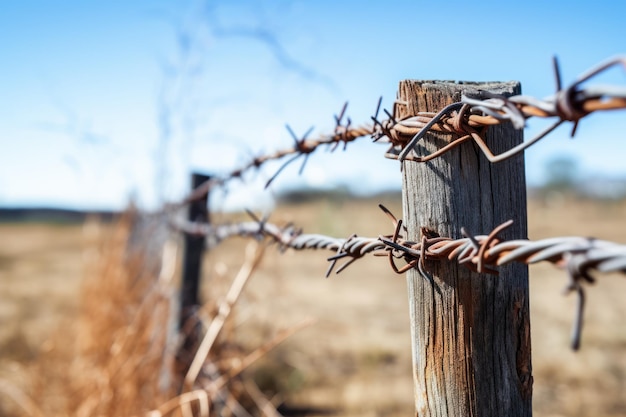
left=174, top=218, right=383, bottom=258
left=173, top=121, right=372, bottom=209
left=175, top=213, right=626, bottom=349
left=173, top=56, right=626, bottom=207
left=385, top=55, right=626, bottom=162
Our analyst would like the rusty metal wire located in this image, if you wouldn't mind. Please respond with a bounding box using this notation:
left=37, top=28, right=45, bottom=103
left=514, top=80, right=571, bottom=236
left=174, top=204, right=626, bottom=350
left=174, top=56, right=626, bottom=207
left=173, top=103, right=371, bottom=208
left=381, top=55, right=626, bottom=162
left=173, top=214, right=384, bottom=277
left=373, top=208, right=626, bottom=351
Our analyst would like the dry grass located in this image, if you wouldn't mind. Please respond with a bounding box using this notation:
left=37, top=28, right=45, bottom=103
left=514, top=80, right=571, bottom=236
left=0, top=212, right=304, bottom=417
left=0, top=195, right=624, bottom=417
left=6, top=213, right=177, bottom=416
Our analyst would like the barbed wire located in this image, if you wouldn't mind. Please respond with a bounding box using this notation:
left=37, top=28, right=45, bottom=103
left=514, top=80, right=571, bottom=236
left=172, top=210, right=383, bottom=277
left=172, top=55, right=626, bottom=207
left=173, top=102, right=372, bottom=208
left=168, top=54, right=626, bottom=350
left=386, top=55, right=626, bottom=163
left=174, top=205, right=626, bottom=350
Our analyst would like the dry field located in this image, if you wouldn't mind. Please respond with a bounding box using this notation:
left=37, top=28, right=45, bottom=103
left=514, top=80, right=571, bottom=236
left=0, top=196, right=625, bottom=417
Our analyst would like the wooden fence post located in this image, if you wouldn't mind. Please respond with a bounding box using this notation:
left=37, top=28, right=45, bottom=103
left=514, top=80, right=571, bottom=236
left=177, top=170, right=211, bottom=375
left=397, top=81, right=533, bottom=416
left=180, top=172, right=211, bottom=328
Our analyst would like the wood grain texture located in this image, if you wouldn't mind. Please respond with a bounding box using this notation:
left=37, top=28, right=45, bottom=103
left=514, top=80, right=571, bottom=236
left=397, top=80, right=533, bottom=417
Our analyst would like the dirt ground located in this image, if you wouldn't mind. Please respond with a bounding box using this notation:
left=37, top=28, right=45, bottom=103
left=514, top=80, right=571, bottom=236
left=0, top=196, right=625, bottom=417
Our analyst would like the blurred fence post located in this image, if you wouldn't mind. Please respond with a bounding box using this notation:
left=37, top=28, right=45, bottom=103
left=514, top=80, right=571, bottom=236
left=176, top=172, right=211, bottom=385
left=180, top=172, right=211, bottom=329
left=397, top=80, right=533, bottom=416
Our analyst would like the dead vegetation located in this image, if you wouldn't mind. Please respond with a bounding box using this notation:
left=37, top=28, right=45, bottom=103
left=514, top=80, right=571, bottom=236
left=0, top=196, right=624, bottom=417
left=0, top=212, right=311, bottom=417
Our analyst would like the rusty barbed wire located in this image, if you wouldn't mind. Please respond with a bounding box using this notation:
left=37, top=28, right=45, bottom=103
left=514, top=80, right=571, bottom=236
left=172, top=211, right=384, bottom=277
left=372, top=205, right=626, bottom=351
left=173, top=102, right=372, bottom=208
left=174, top=204, right=626, bottom=350
left=172, top=55, right=626, bottom=207
left=385, top=55, right=626, bottom=163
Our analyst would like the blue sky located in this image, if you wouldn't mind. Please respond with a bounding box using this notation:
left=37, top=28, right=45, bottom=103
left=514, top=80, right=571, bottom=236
left=1, top=0, right=625, bottom=210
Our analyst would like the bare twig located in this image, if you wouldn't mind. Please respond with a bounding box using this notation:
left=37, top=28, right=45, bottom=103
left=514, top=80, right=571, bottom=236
left=185, top=242, right=266, bottom=388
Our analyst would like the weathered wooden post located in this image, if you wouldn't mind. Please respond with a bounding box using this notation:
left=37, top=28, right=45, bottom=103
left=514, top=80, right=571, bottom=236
left=397, top=81, right=533, bottom=416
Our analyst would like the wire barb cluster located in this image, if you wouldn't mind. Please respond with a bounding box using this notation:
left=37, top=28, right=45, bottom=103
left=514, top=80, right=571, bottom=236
left=371, top=205, right=626, bottom=350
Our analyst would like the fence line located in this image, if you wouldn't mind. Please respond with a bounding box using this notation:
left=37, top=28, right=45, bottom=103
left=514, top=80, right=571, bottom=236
left=169, top=55, right=626, bottom=350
